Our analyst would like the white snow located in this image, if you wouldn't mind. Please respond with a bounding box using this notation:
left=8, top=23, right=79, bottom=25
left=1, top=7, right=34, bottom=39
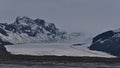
left=5, top=43, right=115, bottom=58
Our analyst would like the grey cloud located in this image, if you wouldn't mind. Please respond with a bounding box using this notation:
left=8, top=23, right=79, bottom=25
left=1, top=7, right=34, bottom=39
left=0, top=0, right=119, bottom=35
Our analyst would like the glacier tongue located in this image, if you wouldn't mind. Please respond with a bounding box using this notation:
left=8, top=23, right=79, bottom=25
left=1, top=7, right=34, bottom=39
left=5, top=43, right=115, bottom=57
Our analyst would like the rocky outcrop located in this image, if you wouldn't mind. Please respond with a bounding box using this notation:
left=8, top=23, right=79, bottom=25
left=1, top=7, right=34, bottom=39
left=0, top=45, right=10, bottom=55
left=89, top=29, right=120, bottom=56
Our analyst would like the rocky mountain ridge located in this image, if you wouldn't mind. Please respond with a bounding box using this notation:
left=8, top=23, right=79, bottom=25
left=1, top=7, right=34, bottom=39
left=0, top=16, right=68, bottom=45
left=89, top=28, right=120, bottom=56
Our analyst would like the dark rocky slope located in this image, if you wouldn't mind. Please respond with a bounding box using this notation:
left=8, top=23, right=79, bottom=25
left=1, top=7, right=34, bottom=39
left=89, top=29, right=120, bottom=56
left=0, top=45, right=10, bottom=55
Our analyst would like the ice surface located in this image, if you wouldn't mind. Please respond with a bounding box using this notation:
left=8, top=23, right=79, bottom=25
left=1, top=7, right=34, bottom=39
left=5, top=43, right=115, bottom=58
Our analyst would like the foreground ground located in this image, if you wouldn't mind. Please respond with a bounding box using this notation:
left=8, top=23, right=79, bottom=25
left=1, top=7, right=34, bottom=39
left=0, top=55, right=120, bottom=68
left=1, top=61, right=120, bottom=68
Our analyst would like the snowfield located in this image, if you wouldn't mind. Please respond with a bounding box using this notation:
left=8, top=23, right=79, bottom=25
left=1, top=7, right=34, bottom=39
left=5, top=43, right=115, bottom=58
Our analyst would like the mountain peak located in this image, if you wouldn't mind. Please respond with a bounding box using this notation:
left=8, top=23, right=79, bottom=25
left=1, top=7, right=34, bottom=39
left=0, top=16, right=69, bottom=45
left=16, top=16, right=30, bottom=19
left=15, top=16, right=34, bottom=25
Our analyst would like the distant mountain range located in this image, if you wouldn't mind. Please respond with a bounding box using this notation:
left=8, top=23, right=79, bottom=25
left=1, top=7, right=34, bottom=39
left=89, top=28, right=120, bottom=56
left=0, top=16, right=69, bottom=45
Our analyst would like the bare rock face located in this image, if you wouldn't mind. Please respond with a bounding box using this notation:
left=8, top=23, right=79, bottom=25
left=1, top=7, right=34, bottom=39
left=89, top=29, right=120, bottom=56
left=0, top=45, right=10, bottom=55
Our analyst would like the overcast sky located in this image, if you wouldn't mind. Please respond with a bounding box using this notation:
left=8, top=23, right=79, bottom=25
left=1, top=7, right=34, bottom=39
left=0, top=0, right=119, bottom=35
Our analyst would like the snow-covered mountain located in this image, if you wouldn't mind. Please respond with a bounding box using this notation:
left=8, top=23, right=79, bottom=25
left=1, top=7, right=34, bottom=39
left=89, top=28, right=120, bottom=56
left=0, top=16, right=69, bottom=45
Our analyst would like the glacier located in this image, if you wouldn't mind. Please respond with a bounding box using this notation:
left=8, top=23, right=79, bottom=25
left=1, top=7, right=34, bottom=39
left=5, top=43, right=115, bottom=57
